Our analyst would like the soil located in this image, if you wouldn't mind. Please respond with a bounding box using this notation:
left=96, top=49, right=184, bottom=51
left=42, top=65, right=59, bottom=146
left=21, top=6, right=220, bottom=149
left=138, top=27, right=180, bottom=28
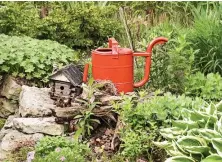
left=88, top=122, right=119, bottom=158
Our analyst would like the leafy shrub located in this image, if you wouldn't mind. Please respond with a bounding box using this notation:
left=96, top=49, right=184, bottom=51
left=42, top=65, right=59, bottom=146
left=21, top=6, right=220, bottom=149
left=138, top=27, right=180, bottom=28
left=33, top=136, right=91, bottom=161
left=189, top=3, right=222, bottom=75
left=185, top=72, right=222, bottom=101
left=0, top=2, right=123, bottom=55
left=116, top=92, right=206, bottom=161
left=135, top=22, right=197, bottom=93
left=120, top=129, right=153, bottom=160
left=120, top=92, right=206, bottom=130
left=156, top=100, right=222, bottom=162
left=0, top=34, right=79, bottom=83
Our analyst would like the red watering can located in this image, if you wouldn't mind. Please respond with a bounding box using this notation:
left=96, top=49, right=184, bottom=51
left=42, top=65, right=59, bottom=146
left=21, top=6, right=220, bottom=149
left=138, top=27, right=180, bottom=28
left=83, top=37, right=168, bottom=93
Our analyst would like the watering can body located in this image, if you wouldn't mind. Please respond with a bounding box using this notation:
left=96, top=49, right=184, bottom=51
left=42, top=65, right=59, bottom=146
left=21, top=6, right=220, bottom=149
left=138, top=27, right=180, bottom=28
left=83, top=37, right=168, bottom=93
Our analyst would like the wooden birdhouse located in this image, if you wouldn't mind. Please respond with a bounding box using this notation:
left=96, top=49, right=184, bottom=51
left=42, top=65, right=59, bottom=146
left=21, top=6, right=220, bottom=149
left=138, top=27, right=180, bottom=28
left=49, top=64, right=83, bottom=98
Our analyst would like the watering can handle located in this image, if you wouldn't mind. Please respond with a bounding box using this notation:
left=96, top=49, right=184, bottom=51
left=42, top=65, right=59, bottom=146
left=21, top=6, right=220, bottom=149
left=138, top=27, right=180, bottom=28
left=133, top=37, right=168, bottom=88
left=109, top=38, right=119, bottom=58
left=83, top=38, right=119, bottom=83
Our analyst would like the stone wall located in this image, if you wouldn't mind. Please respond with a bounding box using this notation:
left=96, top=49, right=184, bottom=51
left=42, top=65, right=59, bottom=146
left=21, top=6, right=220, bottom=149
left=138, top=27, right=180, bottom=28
left=0, top=76, right=65, bottom=160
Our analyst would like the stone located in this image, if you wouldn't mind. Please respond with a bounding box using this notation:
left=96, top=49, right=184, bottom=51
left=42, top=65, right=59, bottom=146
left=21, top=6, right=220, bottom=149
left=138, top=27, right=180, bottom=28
left=0, top=147, right=8, bottom=161
left=13, top=117, right=64, bottom=135
left=0, top=98, right=18, bottom=118
left=0, top=128, right=12, bottom=142
left=3, top=115, right=17, bottom=130
left=1, top=76, right=22, bottom=100
left=0, top=130, right=43, bottom=152
left=19, top=85, right=55, bottom=117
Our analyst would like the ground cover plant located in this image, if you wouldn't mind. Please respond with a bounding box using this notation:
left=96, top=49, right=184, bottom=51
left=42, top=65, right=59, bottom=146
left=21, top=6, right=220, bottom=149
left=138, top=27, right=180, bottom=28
left=115, top=92, right=207, bottom=161
left=0, top=34, right=79, bottom=83
left=185, top=72, right=222, bottom=101
left=32, top=136, right=92, bottom=162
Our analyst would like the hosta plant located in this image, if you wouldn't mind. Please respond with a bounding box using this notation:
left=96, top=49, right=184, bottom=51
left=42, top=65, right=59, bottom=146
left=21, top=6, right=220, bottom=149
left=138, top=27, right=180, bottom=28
left=155, top=100, right=222, bottom=162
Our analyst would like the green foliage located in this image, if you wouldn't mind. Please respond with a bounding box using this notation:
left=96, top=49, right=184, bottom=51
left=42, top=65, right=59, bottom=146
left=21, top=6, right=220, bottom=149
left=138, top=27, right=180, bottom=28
left=34, top=136, right=72, bottom=156
left=0, top=34, right=78, bottom=83
left=135, top=22, right=196, bottom=93
left=116, top=92, right=205, bottom=161
left=34, top=147, right=87, bottom=162
left=0, top=2, right=123, bottom=54
left=156, top=100, right=222, bottom=161
left=189, top=3, right=222, bottom=75
left=120, top=129, right=153, bottom=160
left=120, top=92, right=206, bottom=130
left=7, top=146, right=34, bottom=162
left=185, top=72, right=222, bottom=101
left=74, top=79, right=104, bottom=138
left=34, top=136, right=91, bottom=161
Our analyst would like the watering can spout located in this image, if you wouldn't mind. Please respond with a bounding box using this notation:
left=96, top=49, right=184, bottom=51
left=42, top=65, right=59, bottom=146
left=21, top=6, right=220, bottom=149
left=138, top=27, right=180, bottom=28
left=133, top=37, right=168, bottom=88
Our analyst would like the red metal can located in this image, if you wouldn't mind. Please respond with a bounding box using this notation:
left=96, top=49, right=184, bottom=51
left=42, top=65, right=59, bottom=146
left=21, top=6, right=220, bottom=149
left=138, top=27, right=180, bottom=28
left=83, top=37, right=168, bottom=93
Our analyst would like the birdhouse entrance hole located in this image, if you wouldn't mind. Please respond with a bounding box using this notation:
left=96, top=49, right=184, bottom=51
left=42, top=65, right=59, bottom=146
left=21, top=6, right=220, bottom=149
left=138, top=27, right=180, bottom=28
left=60, top=86, right=64, bottom=90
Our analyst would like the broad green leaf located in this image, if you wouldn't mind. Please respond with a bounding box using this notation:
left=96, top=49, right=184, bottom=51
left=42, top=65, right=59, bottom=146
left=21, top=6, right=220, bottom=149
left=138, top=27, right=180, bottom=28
left=183, top=146, right=210, bottom=154
left=201, top=154, right=222, bottom=162
left=198, top=129, right=221, bottom=142
left=212, top=138, right=222, bottom=156
left=215, top=116, right=222, bottom=134
left=160, top=127, right=186, bottom=140
left=165, top=156, right=195, bottom=162
left=167, top=149, right=185, bottom=157
left=177, top=136, right=207, bottom=147
left=190, top=110, right=211, bottom=122
left=172, top=120, right=199, bottom=130
left=216, top=101, right=222, bottom=112
left=187, top=129, right=199, bottom=136
left=153, top=141, right=172, bottom=149
left=189, top=110, right=217, bottom=128
left=206, top=103, right=217, bottom=115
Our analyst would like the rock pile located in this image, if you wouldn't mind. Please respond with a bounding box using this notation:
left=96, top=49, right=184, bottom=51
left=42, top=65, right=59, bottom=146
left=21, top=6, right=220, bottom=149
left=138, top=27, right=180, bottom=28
left=0, top=76, right=123, bottom=160
left=0, top=76, right=64, bottom=160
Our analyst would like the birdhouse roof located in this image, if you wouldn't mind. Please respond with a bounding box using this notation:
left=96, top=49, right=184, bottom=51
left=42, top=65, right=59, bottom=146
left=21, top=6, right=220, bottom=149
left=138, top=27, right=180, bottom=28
left=50, top=64, right=83, bottom=86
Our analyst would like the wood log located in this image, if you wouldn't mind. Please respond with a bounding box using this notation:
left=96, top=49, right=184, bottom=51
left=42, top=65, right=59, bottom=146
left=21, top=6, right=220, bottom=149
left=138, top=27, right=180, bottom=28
left=100, top=95, right=122, bottom=105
